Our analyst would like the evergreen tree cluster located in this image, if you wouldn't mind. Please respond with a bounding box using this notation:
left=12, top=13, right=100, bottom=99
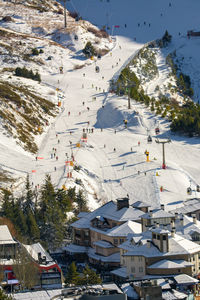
left=170, top=101, right=200, bottom=136
left=166, top=52, right=194, bottom=98
left=1, top=175, right=88, bottom=250
left=115, top=66, right=151, bottom=107
left=82, top=42, right=97, bottom=58
left=15, top=67, right=41, bottom=82
left=31, top=48, right=44, bottom=56
left=65, top=262, right=101, bottom=286
left=158, top=30, right=172, bottom=47
left=114, top=49, right=198, bottom=137
left=177, top=72, right=194, bottom=97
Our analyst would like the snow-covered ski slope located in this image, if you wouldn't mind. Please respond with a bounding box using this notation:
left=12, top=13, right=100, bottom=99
left=1, top=0, right=200, bottom=212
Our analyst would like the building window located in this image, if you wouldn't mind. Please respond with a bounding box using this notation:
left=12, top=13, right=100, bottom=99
left=163, top=235, right=166, bottom=240
left=153, top=234, right=156, bottom=239
left=131, top=257, right=134, bottom=262
left=138, top=257, right=142, bottom=262
left=157, top=235, right=160, bottom=240
left=114, top=239, right=118, bottom=245
left=131, top=267, right=135, bottom=273
left=120, top=239, right=124, bottom=244
left=139, top=267, right=143, bottom=273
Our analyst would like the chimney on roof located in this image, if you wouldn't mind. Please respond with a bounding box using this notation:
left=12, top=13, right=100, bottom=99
left=147, top=240, right=151, bottom=248
left=171, top=230, right=175, bottom=238
left=38, top=252, right=42, bottom=263
left=171, top=220, right=175, bottom=229
left=172, top=226, right=176, bottom=233
left=149, top=210, right=153, bottom=217
left=175, top=212, right=178, bottom=219
left=180, top=217, right=184, bottom=226
left=117, top=197, right=129, bottom=210
left=156, top=222, right=159, bottom=228
left=160, top=204, right=165, bottom=210
left=193, top=214, right=197, bottom=224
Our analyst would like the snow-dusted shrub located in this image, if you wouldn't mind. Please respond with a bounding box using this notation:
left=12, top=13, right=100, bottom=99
left=69, top=11, right=79, bottom=19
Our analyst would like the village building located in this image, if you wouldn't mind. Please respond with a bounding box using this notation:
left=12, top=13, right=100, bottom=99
left=0, top=225, right=62, bottom=290
left=170, top=198, right=200, bottom=220
left=65, top=198, right=145, bottom=267
left=115, top=226, right=200, bottom=281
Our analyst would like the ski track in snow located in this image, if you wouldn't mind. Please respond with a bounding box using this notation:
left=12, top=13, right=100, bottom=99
left=1, top=0, right=200, bottom=211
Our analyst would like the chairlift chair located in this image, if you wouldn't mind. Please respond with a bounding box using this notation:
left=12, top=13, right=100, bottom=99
left=197, top=185, right=200, bottom=192
left=147, top=135, right=152, bottom=143
left=155, top=127, right=160, bottom=134
left=187, top=187, right=192, bottom=195
left=95, top=66, right=100, bottom=73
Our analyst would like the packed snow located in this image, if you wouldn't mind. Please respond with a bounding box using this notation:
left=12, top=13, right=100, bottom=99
left=1, top=0, right=200, bottom=213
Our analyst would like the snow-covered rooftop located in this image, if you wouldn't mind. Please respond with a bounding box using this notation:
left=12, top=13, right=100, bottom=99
left=131, top=201, right=150, bottom=208
left=111, top=267, right=127, bottom=279
left=93, top=240, right=114, bottom=248
left=91, top=220, right=142, bottom=237
left=23, top=242, right=53, bottom=265
left=173, top=274, right=198, bottom=285
left=71, top=201, right=144, bottom=230
left=88, top=247, right=120, bottom=263
left=142, top=209, right=174, bottom=219
left=123, top=231, right=200, bottom=257
left=147, top=259, right=193, bottom=269
left=64, top=243, right=88, bottom=254
left=0, top=225, right=16, bottom=245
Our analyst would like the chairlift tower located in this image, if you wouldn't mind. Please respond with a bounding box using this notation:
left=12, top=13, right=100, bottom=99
left=118, top=73, right=136, bottom=109
left=63, top=0, right=67, bottom=28
left=118, top=83, right=135, bottom=109
left=155, top=139, right=171, bottom=169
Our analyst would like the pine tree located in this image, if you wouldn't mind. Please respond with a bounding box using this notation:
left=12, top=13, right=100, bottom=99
left=83, top=41, right=96, bottom=58
left=27, top=210, right=40, bottom=242
left=1, top=190, right=14, bottom=220
left=38, top=175, right=65, bottom=250
left=56, top=189, right=72, bottom=212
left=75, top=190, right=88, bottom=213
left=23, top=175, right=35, bottom=215
left=82, top=264, right=102, bottom=285
left=67, top=187, right=76, bottom=201
left=38, top=174, right=55, bottom=224
left=65, top=262, right=79, bottom=285
left=14, top=199, right=28, bottom=236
